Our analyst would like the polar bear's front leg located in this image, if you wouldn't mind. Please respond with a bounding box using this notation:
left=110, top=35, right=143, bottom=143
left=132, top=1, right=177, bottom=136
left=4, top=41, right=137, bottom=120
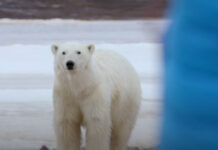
left=86, top=118, right=111, bottom=150
left=81, top=91, right=111, bottom=150
left=53, top=89, right=81, bottom=150
left=55, top=120, right=81, bottom=150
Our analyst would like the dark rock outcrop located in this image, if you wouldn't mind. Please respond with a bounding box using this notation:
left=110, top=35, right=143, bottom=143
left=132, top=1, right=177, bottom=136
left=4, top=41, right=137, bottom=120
left=0, top=0, right=167, bottom=19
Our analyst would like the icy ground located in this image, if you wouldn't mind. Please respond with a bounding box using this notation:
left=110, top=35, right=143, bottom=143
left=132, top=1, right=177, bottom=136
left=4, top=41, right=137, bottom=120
left=0, top=89, right=161, bottom=150
left=0, top=19, right=166, bottom=150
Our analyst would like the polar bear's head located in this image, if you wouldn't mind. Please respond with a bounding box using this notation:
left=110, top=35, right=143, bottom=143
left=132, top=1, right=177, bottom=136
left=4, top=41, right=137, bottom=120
left=51, top=43, right=95, bottom=72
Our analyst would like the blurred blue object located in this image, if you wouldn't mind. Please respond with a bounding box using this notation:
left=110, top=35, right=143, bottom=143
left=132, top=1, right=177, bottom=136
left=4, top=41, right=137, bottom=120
left=160, top=0, right=218, bottom=150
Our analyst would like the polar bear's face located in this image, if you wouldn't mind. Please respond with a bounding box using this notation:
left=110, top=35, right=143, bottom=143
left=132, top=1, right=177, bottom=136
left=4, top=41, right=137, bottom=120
left=51, top=43, right=95, bottom=72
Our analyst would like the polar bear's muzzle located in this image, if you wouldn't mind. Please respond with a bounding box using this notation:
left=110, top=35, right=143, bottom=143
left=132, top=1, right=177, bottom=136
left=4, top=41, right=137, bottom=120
left=66, top=61, right=75, bottom=70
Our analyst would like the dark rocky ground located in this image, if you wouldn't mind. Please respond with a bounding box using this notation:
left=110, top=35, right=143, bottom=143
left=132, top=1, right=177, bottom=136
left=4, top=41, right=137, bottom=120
left=40, top=145, right=155, bottom=150
left=0, top=0, right=167, bottom=19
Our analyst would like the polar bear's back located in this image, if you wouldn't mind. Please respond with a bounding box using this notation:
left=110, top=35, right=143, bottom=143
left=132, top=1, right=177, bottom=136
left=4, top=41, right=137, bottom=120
left=95, top=49, right=139, bottom=81
left=94, top=49, right=141, bottom=102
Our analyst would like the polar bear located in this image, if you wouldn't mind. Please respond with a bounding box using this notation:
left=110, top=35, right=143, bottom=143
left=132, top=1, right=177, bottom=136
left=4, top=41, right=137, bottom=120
left=51, top=42, right=141, bottom=150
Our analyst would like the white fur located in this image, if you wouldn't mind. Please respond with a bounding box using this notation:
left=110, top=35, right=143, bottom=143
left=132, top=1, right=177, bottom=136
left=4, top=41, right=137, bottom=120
left=52, top=42, right=141, bottom=150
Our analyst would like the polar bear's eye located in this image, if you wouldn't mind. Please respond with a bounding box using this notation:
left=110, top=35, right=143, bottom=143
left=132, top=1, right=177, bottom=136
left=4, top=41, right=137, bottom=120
left=62, top=51, right=66, bottom=55
left=77, top=51, right=81, bottom=55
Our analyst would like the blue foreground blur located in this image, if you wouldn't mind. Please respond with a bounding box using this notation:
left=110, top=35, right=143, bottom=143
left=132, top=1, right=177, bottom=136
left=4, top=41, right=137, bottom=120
left=160, top=0, right=218, bottom=150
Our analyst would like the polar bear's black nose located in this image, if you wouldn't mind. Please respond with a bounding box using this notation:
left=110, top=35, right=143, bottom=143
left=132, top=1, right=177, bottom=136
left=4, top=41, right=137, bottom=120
left=66, top=61, right=74, bottom=70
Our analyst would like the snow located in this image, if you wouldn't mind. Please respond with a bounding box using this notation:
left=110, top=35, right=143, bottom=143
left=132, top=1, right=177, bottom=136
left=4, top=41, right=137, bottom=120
left=0, top=43, right=162, bottom=100
left=0, top=19, right=167, bottom=45
left=0, top=43, right=161, bottom=75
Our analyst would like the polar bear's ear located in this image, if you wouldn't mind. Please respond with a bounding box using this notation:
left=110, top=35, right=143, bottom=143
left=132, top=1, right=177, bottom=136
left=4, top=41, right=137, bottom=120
left=87, top=44, right=95, bottom=54
left=51, top=44, right=59, bottom=55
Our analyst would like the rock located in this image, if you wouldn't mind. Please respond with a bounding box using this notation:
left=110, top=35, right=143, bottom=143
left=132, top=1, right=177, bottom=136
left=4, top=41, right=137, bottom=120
left=40, top=145, right=49, bottom=150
